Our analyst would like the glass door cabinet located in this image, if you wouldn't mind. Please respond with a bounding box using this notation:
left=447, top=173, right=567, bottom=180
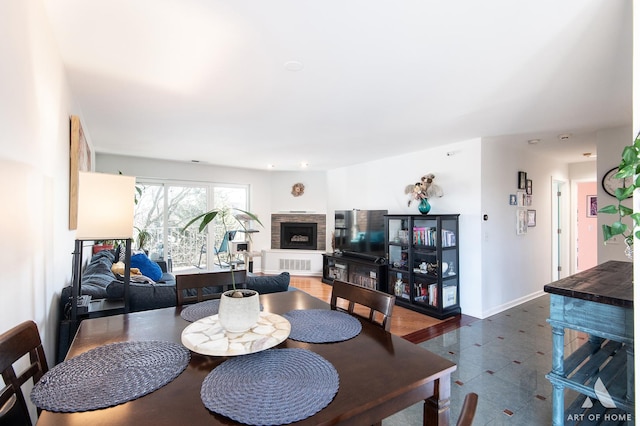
left=385, top=214, right=460, bottom=319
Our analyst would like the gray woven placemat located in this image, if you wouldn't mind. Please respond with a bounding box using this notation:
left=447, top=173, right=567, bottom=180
left=282, top=309, right=362, bottom=343
left=180, top=299, right=220, bottom=322
left=201, top=348, right=339, bottom=425
left=31, top=341, right=190, bottom=412
left=180, top=299, right=264, bottom=322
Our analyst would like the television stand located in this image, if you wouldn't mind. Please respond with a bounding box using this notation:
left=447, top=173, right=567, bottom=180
left=322, top=253, right=387, bottom=291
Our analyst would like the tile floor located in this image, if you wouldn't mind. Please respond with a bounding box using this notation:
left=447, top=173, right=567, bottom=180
left=383, top=294, right=592, bottom=425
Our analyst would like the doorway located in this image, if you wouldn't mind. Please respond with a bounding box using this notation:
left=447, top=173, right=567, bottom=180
left=551, top=179, right=570, bottom=281
left=575, top=181, right=598, bottom=271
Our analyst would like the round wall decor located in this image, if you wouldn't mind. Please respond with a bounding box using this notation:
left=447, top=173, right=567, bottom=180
left=602, top=167, right=633, bottom=198
left=291, top=182, right=305, bottom=197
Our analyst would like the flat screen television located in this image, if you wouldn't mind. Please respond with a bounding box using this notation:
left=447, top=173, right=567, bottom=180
left=334, top=209, right=387, bottom=261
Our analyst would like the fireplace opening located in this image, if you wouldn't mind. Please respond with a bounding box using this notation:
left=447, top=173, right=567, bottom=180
left=280, top=222, right=318, bottom=250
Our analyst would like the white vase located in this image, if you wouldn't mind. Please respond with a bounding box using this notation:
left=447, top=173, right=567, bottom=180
left=218, top=289, right=260, bottom=333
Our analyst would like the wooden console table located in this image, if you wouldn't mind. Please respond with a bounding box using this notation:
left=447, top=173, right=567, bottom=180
left=544, top=260, right=634, bottom=425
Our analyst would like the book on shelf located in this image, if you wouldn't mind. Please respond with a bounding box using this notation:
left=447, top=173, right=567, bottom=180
left=428, top=283, right=438, bottom=306
left=443, top=286, right=457, bottom=307
left=413, top=227, right=437, bottom=245
left=442, top=229, right=456, bottom=247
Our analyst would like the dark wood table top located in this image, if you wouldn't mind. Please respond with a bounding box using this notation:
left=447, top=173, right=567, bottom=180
left=543, top=260, right=633, bottom=308
left=38, top=289, right=457, bottom=426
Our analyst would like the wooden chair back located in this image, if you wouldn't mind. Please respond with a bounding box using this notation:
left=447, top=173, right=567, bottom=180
left=330, top=280, right=395, bottom=331
left=176, top=269, right=247, bottom=305
left=0, top=320, right=49, bottom=426
left=456, top=392, right=479, bottom=426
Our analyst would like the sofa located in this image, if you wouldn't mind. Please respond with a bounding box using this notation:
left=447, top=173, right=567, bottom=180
left=60, top=249, right=291, bottom=316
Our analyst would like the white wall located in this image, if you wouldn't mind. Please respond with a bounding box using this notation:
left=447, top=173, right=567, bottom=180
left=480, top=137, right=569, bottom=317
left=0, top=1, right=75, bottom=365
left=270, top=171, right=328, bottom=213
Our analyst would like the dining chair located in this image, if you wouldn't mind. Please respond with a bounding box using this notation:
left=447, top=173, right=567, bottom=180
left=214, top=230, right=237, bottom=267
left=176, top=269, right=247, bottom=305
left=330, top=280, right=396, bottom=331
left=456, top=392, right=479, bottom=426
left=0, top=320, right=49, bottom=426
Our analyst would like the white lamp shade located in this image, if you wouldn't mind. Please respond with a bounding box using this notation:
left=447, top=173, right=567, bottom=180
left=76, top=172, right=135, bottom=240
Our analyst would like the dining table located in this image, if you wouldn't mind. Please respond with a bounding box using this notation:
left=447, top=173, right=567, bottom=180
left=37, top=289, right=457, bottom=426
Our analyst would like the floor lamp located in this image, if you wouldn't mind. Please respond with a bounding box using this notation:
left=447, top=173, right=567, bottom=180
left=71, top=172, right=135, bottom=320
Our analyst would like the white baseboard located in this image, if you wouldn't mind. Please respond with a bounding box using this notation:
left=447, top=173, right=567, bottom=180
left=480, top=289, right=546, bottom=319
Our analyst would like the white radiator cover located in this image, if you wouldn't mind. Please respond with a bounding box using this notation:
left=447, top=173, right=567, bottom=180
left=260, top=250, right=323, bottom=276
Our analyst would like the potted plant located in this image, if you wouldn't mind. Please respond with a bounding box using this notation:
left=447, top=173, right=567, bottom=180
left=182, top=207, right=263, bottom=332
left=135, top=227, right=152, bottom=252
left=599, top=132, right=640, bottom=258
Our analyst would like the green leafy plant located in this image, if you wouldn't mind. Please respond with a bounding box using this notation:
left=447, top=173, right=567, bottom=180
left=181, top=207, right=263, bottom=292
left=135, top=227, right=152, bottom=251
left=599, top=132, right=640, bottom=249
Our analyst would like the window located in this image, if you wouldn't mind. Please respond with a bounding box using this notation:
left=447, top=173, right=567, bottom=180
left=133, top=180, right=248, bottom=272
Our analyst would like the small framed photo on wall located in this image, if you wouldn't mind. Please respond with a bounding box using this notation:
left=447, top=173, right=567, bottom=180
left=587, top=195, right=597, bottom=217
left=518, top=171, right=527, bottom=189
left=527, top=210, right=536, bottom=227
left=526, top=179, right=533, bottom=195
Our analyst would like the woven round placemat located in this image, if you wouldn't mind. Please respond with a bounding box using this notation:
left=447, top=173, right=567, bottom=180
left=201, top=348, right=339, bottom=425
left=180, top=299, right=220, bottom=322
left=31, top=341, right=190, bottom=412
left=282, top=309, right=362, bottom=343
left=181, top=300, right=264, bottom=322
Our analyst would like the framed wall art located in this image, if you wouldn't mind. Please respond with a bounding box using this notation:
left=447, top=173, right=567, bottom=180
left=526, top=179, right=533, bottom=195
left=587, top=195, right=597, bottom=217
left=69, top=115, right=92, bottom=230
left=518, top=171, right=527, bottom=190
left=516, top=208, right=527, bottom=235
left=527, top=210, right=536, bottom=227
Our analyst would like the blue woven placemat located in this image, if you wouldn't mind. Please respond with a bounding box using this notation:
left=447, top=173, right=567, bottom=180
left=201, top=348, right=338, bottom=425
left=180, top=299, right=220, bottom=322
left=282, top=309, right=362, bottom=343
left=31, top=341, right=190, bottom=412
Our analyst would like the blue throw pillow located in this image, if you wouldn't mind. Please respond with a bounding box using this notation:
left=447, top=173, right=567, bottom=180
left=130, top=253, right=163, bottom=282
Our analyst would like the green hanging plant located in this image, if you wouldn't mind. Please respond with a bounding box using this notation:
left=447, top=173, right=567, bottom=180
left=599, top=132, right=640, bottom=250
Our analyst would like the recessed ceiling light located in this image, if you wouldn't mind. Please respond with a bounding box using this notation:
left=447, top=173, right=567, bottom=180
left=558, top=133, right=572, bottom=140
left=300, top=162, right=309, bottom=168
left=284, top=61, right=304, bottom=71
left=583, top=152, right=597, bottom=158
left=528, top=139, right=540, bottom=145
left=267, top=164, right=275, bottom=169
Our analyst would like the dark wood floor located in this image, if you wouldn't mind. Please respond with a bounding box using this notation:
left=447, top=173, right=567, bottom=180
left=290, top=275, right=478, bottom=343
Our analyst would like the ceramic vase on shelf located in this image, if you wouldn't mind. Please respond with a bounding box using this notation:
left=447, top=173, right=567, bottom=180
left=218, top=289, right=260, bottom=333
left=418, top=198, right=431, bottom=214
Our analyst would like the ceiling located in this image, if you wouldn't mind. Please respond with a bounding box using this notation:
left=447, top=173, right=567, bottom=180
left=42, top=0, right=632, bottom=171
